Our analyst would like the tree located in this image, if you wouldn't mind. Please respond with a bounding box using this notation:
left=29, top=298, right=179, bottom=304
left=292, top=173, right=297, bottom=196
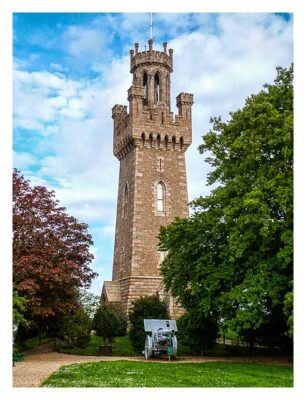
left=159, top=65, right=293, bottom=350
left=128, top=295, right=169, bottom=352
left=77, top=289, right=100, bottom=320
left=92, top=303, right=127, bottom=344
left=61, top=306, right=92, bottom=348
left=177, top=311, right=218, bottom=355
left=13, top=170, right=98, bottom=335
left=283, top=289, right=293, bottom=339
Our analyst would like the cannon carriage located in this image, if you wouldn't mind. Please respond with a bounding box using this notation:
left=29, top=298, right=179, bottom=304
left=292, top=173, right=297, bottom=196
left=143, top=319, right=178, bottom=359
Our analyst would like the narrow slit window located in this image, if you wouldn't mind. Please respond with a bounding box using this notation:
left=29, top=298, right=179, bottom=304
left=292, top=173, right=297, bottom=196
left=157, top=157, right=164, bottom=172
left=123, top=184, right=129, bottom=218
left=157, top=181, right=165, bottom=212
left=143, top=73, right=148, bottom=106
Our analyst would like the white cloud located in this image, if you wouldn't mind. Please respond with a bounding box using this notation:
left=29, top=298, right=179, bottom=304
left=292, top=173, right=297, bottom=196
left=13, top=68, right=83, bottom=131
left=62, top=25, right=111, bottom=63
left=13, top=151, right=37, bottom=170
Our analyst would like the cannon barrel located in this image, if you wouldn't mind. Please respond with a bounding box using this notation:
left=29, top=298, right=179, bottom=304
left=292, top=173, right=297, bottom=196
left=157, top=329, right=173, bottom=336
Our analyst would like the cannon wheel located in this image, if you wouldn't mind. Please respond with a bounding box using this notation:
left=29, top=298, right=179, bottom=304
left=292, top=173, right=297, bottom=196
left=144, top=335, right=153, bottom=359
left=171, top=335, right=177, bottom=358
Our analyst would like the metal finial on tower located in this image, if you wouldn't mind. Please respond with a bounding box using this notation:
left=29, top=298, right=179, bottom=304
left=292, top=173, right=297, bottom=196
left=150, top=12, right=153, bottom=40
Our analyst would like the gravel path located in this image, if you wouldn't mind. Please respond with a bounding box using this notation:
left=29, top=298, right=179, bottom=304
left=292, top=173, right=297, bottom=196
left=13, top=350, right=293, bottom=387
left=13, top=352, right=142, bottom=387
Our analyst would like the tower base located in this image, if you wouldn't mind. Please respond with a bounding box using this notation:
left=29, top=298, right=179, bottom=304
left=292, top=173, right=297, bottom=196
left=101, top=276, right=184, bottom=319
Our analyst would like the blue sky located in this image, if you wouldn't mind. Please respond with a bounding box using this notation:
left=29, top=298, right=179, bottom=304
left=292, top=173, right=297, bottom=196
left=13, top=12, right=293, bottom=296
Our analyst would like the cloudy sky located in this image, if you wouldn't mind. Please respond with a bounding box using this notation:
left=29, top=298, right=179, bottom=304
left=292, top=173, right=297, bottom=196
left=13, top=12, right=293, bottom=295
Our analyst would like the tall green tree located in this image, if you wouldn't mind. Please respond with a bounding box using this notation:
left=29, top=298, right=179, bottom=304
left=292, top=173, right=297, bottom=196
left=159, top=65, right=293, bottom=349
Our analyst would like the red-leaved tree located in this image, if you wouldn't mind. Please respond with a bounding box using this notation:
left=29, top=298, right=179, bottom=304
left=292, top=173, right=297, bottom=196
left=13, top=170, right=97, bottom=329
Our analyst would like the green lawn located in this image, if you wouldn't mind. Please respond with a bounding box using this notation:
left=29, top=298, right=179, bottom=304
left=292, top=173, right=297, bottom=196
left=41, top=360, right=293, bottom=388
left=59, top=336, right=138, bottom=356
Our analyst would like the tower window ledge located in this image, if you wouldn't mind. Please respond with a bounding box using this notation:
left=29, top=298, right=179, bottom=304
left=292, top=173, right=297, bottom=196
left=154, top=211, right=166, bottom=217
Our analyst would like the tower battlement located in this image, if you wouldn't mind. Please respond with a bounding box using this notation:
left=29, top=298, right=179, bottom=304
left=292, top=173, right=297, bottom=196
left=176, top=93, right=194, bottom=106
left=130, top=40, right=173, bottom=73
left=112, top=104, right=127, bottom=118
left=112, top=94, right=193, bottom=160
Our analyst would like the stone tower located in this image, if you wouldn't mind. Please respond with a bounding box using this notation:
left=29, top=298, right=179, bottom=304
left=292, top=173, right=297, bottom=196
left=101, top=39, right=193, bottom=317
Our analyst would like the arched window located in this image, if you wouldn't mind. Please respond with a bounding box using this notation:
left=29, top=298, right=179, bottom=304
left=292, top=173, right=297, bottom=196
left=149, top=133, right=153, bottom=148
left=123, top=183, right=129, bottom=218
left=157, top=181, right=165, bottom=212
left=180, top=137, right=184, bottom=151
left=154, top=73, right=160, bottom=104
left=141, top=132, right=145, bottom=147
left=143, top=72, right=148, bottom=106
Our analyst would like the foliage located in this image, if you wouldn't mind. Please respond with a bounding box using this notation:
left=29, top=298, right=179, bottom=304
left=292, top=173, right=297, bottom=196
left=92, top=303, right=127, bottom=344
left=61, top=307, right=92, bottom=348
left=128, top=295, right=169, bottom=352
left=177, top=311, right=218, bottom=355
left=77, top=289, right=100, bottom=320
left=13, top=290, right=28, bottom=327
left=41, top=360, right=293, bottom=388
left=111, top=335, right=137, bottom=356
left=59, top=335, right=137, bottom=356
left=14, top=336, right=53, bottom=352
left=283, top=290, right=293, bottom=338
left=13, top=170, right=97, bottom=335
left=159, top=65, right=293, bottom=349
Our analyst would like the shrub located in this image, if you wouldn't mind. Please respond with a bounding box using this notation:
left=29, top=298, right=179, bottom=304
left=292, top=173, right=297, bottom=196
left=128, top=295, right=169, bottom=352
left=92, top=303, right=127, bottom=344
left=61, top=307, right=91, bottom=348
left=177, top=311, right=218, bottom=355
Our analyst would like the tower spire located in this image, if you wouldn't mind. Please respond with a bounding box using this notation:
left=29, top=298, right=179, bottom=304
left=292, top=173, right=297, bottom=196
left=150, top=12, right=153, bottom=40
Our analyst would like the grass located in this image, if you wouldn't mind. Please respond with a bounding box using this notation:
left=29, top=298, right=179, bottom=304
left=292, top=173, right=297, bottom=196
left=59, top=336, right=138, bottom=356
left=41, top=360, right=293, bottom=388
left=58, top=335, right=288, bottom=358
left=15, top=336, right=53, bottom=352
left=112, top=336, right=138, bottom=356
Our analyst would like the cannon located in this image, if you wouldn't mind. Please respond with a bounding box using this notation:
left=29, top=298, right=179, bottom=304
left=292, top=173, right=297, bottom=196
left=143, top=319, right=178, bottom=359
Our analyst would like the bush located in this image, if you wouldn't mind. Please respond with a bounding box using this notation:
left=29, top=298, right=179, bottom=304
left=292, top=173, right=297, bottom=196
left=61, top=307, right=91, bottom=348
left=177, top=311, right=218, bottom=356
left=92, top=303, right=127, bottom=344
left=128, top=295, right=169, bottom=352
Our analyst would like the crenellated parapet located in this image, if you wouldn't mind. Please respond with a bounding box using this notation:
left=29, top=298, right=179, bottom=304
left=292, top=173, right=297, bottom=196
left=176, top=93, right=194, bottom=128
left=112, top=104, right=131, bottom=160
left=130, top=39, right=173, bottom=73
left=176, top=93, right=194, bottom=108
left=112, top=39, right=193, bottom=160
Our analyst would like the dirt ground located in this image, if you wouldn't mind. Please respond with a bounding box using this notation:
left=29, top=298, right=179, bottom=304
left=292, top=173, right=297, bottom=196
left=13, top=345, right=293, bottom=388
